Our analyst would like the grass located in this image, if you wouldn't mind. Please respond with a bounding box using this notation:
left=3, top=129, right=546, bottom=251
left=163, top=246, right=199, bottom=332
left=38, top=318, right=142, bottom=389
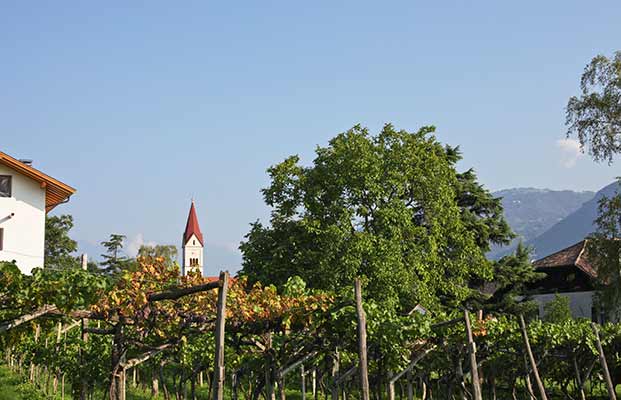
left=0, top=364, right=46, bottom=400
left=0, top=364, right=216, bottom=400
left=4, top=362, right=620, bottom=400
left=0, top=365, right=21, bottom=400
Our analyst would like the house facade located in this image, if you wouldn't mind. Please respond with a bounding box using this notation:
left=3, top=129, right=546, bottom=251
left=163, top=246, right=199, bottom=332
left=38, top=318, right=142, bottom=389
left=0, top=152, right=75, bottom=274
left=529, top=240, right=604, bottom=322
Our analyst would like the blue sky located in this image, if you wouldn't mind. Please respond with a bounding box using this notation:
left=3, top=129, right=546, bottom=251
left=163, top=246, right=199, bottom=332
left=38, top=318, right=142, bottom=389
left=2, top=1, right=620, bottom=276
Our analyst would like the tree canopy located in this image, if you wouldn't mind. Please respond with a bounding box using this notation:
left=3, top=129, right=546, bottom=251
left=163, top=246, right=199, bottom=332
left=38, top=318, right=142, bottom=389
left=44, top=215, right=79, bottom=270
left=484, top=242, right=543, bottom=315
left=588, top=187, right=621, bottom=316
left=100, top=234, right=134, bottom=278
left=137, top=244, right=179, bottom=266
left=566, top=51, right=621, bottom=164
left=240, top=124, right=512, bottom=311
left=566, top=52, right=621, bottom=315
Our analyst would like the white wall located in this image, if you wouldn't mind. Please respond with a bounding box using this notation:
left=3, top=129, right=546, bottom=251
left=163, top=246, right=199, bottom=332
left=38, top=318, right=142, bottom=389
left=532, top=291, right=595, bottom=320
left=182, top=233, right=203, bottom=276
left=0, top=164, right=46, bottom=274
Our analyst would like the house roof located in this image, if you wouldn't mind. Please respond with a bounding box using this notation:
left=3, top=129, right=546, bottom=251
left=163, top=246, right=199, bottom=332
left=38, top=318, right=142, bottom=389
left=183, top=201, right=204, bottom=246
left=0, top=151, right=76, bottom=213
left=533, top=240, right=597, bottom=278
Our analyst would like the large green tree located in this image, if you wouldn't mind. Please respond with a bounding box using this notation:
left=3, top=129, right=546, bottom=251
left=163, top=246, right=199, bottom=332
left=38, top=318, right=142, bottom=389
left=588, top=189, right=621, bottom=315
left=446, top=146, right=514, bottom=252
left=240, top=124, right=512, bottom=310
left=44, top=215, right=79, bottom=270
left=566, top=52, right=621, bottom=314
left=566, top=51, right=621, bottom=164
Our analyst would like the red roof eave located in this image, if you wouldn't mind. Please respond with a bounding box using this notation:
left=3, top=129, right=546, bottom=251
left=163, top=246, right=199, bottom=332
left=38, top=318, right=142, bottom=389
left=0, top=151, right=76, bottom=213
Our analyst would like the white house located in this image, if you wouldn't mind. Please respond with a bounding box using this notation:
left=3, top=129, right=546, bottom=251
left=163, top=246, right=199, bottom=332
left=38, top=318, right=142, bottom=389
left=0, top=151, right=75, bottom=274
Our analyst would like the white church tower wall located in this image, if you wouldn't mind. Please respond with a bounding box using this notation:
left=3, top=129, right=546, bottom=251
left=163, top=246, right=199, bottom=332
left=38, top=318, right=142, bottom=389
left=182, top=201, right=204, bottom=276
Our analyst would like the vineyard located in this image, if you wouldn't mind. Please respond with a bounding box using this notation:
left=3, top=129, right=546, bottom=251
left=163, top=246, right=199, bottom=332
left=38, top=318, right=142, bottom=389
left=2, top=259, right=621, bottom=400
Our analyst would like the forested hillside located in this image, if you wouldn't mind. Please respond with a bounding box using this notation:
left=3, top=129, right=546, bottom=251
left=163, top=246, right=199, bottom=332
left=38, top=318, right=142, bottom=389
left=489, top=188, right=594, bottom=258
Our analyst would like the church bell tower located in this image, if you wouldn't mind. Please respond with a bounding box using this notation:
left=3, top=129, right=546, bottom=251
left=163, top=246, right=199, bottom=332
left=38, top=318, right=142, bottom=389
left=182, top=201, right=204, bottom=276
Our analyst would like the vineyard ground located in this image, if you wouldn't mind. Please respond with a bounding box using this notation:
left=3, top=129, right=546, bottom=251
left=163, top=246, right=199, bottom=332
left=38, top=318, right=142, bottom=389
left=2, top=363, right=621, bottom=400
left=0, top=363, right=315, bottom=400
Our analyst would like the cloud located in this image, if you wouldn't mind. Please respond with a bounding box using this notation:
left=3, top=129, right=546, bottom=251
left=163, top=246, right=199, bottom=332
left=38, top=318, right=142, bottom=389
left=556, top=138, right=583, bottom=168
left=125, top=233, right=156, bottom=257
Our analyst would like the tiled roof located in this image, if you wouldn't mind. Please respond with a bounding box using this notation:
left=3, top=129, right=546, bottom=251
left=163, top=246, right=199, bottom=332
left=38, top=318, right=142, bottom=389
left=183, top=201, right=204, bottom=246
left=533, top=240, right=597, bottom=278
left=205, top=275, right=237, bottom=286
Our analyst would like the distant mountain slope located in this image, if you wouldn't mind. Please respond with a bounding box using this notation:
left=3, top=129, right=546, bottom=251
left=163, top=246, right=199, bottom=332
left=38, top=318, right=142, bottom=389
left=526, top=181, right=620, bottom=259
left=488, top=188, right=595, bottom=259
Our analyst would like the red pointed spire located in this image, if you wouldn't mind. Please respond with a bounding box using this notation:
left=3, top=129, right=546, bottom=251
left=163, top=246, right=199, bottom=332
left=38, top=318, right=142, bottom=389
left=184, top=201, right=204, bottom=246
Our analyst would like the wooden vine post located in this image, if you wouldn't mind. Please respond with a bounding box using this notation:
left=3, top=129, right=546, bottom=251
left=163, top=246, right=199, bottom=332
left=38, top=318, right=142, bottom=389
left=519, top=315, right=548, bottom=400
left=592, top=322, right=617, bottom=400
left=388, top=347, right=435, bottom=400
left=463, top=309, right=482, bottom=400
left=110, top=323, right=127, bottom=400
left=79, top=317, right=89, bottom=400
left=213, top=271, right=229, bottom=400
left=330, top=349, right=340, bottom=400
left=354, top=278, right=370, bottom=400
left=301, top=365, right=306, bottom=400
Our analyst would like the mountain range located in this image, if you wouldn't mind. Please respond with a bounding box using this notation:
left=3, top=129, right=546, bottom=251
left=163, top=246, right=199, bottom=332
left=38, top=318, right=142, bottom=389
left=489, top=182, right=620, bottom=260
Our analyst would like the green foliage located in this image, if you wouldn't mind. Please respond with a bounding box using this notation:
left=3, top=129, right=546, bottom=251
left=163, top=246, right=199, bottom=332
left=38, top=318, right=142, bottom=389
left=485, top=242, right=544, bottom=315
left=566, top=51, right=621, bottom=164
left=543, top=293, right=572, bottom=323
left=241, top=124, right=509, bottom=311
left=588, top=182, right=621, bottom=315
left=0, top=261, right=107, bottom=327
left=137, top=244, right=178, bottom=265
left=14, top=383, right=44, bottom=400
left=44, top=215, right=78, bottom=270
left=282, top=275, right=307, bottom=297
left=447, top=146, right=514, bottom=252
left=0, top=365, right=21, bottom=400
left=4, top=260, right=621, bottom=400
left=566, top=52, right=621, bottom=321
left=100, top=233, right=134, bottom=278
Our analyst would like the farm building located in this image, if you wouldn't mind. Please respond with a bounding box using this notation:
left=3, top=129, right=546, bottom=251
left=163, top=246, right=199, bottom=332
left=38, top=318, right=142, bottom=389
left=528, top=239, right=606, bottom=322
